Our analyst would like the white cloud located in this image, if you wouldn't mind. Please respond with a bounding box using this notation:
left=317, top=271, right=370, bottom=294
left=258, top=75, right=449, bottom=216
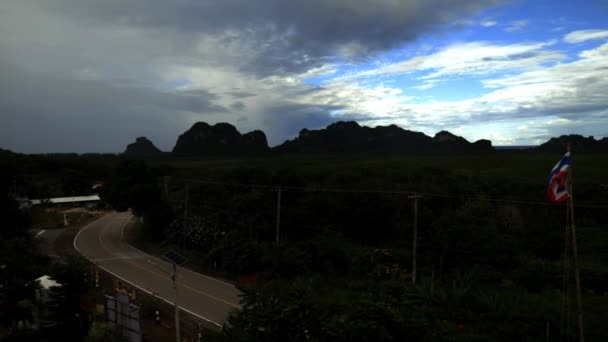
left=578, top=42, right=608, bottom=59
left=564, top=29, right=608, bottom=43
left=159, top=37, right=606, bottom=146
left=418, top=40, right=561, bottom=79
left=483, top=42, right=608, bottom=88
left=1, top=1, right=606, bottom=150
left=309, top=39, right=608, bottom=145
left=412, top=80, right=440, bottom=90
left=547, top=118, right=575, bottom=126
left=505, top=20, right=528, bottom=32
left=340, top=40, right=564, bottom=82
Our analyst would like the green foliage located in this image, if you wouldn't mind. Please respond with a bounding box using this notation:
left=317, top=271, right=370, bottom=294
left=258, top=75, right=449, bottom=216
left=0, top=192, right=31, bottom=238
left=208, top=234, right=262, bottom=275
left=0, top=149, right=114, bottom=199
left=137, top=294, right=162, bottom=320
left=141, top=201, right=174, bottom=241
left=124, top=154, right=607, bottom=341
left=85, top=322, right=128, bottom=342
left=46, top=255, right=94, bottom=340
left=102, top=159, right=174, bottom=240
left=101, top=160, right=158, bottom=213
left=0, top=197, right=49, bottom=335
left=3, top=150, right=607, bottom=340
left=166, top=215, right=225, bottom=250
left=226, top=274, right=561, bottom=342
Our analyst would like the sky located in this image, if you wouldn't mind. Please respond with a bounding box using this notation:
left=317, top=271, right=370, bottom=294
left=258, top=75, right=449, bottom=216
left=1, top=0, right=607, bottom=153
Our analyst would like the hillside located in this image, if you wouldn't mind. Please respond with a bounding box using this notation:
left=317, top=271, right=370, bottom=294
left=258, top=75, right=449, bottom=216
left=124, top=137, right=162, bottom=156
left=536, top=134, right=608, bottom=153
left=273, top=121, right=494, bottom=154
left=172, top=122, right=269, bottom=156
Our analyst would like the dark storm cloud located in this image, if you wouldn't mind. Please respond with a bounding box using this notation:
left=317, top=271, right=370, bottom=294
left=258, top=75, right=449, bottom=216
left=258, top=104, right=421, bottom=145
left=254, top=104, right=396, bottom=146
left=43, top=0, right=504, bottom=75
left=231, top=101, right=246, bottom=111
left=0, top=64, right=226, bottom=153
left=227, top=90, right=256, bottom=99
left=260, top=103, right=346, bottom=144
left=1, top=0, right=508, bottom=152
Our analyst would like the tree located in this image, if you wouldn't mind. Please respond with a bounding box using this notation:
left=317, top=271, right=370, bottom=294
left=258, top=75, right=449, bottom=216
left=101, top=160, right=160, bottom=214
left=0, top=195, right=48, bottom=337
left=85, top=322, right=127, bottom=342
left=46, top=255, right=93, bottom=341
left=101, top=160, right=173, bottom=240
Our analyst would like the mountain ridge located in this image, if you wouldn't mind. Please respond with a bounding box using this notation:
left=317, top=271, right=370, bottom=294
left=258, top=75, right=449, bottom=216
left=273, top=121, right=494, bottom=154
left=123, top=137, right=162, bottom=156
left=116, top=122, right=608, bottom=158
left=172, top=122, right=269, bottom=156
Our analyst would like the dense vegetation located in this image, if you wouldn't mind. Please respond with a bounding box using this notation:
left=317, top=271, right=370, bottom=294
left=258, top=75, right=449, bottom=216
left=104, top=153, right=608, bottom=341
left=0, top=150, right=115, bottom=341
left=2, top=148, right=608, bottom=341
left=0, top=190, right=96, bottom=340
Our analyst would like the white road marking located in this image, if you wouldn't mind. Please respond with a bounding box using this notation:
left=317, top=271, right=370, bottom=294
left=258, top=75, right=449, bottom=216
left=35, top=229, right=46, bottom=238
left=73, top=212, right=224, bottom=328
left=119, top=219, right=236, bottom=288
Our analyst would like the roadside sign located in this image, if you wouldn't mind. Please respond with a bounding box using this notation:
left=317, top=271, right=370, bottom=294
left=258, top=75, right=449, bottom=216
left=162, top=250, right=187, bottom=265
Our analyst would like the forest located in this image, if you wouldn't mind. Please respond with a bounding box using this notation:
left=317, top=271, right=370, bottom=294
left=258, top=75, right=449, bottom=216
left=107, top=152, right=608, bottom=341
left=2, top=149, right=608, bottom=341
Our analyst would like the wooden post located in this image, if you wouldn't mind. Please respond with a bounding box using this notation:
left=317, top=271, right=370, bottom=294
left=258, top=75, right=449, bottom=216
left=275, top=188, right=282, bottom=243
left=568, top=160, right=585, bottom=342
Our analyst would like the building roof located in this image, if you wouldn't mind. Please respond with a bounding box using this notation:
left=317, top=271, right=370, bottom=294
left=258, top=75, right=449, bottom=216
left=30, top=195, right=101, bottom=205
left=36, top=275, right=62, bottom=290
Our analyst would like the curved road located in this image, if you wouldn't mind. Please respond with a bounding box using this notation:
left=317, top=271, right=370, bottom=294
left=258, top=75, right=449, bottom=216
left=74, top=212, right=241, bottom=327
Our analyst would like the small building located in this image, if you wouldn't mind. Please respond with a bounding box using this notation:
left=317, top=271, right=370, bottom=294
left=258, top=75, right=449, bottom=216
left=30, top=195, right=101, bottom=208
left=16, top=197, right=34, bottom=210
left=31, top=275, right=63, bottom=330
left=35, top=275, right=62, bottom=303
left=92, top=182, right=104, bottom=191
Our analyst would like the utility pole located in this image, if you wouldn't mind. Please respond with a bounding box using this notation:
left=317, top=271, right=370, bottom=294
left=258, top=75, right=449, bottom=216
left=172, top=263, right=180, bottom=342
left=408, top=194, right=423, bottom=285
left=275, top=187, right=282, bottom=243
left=163, top=250, right=186, bottom=342
left=184, top=184, right=189, bottom=221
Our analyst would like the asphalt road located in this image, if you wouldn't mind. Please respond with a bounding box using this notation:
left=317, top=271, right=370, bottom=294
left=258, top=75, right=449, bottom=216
left=74, top=211, right=241, bottom=327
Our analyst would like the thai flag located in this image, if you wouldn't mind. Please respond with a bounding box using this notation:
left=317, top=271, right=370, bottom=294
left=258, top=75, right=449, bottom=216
left=547, top=152, right=572, bottom=203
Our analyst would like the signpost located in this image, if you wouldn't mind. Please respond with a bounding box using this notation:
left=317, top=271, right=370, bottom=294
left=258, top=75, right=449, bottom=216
left=104, top=292, right=142, bottom=342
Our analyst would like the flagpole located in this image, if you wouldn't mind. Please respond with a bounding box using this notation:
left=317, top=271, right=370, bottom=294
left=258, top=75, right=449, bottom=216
left=567, top=144, right=585, bottom=342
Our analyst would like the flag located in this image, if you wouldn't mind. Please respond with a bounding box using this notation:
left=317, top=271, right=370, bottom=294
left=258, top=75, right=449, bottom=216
left=547, top=152, right=572, bottom=203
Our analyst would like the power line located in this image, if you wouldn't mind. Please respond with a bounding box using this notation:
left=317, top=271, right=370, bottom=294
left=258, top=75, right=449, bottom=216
left=175, top=178, right=608, bottom=209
